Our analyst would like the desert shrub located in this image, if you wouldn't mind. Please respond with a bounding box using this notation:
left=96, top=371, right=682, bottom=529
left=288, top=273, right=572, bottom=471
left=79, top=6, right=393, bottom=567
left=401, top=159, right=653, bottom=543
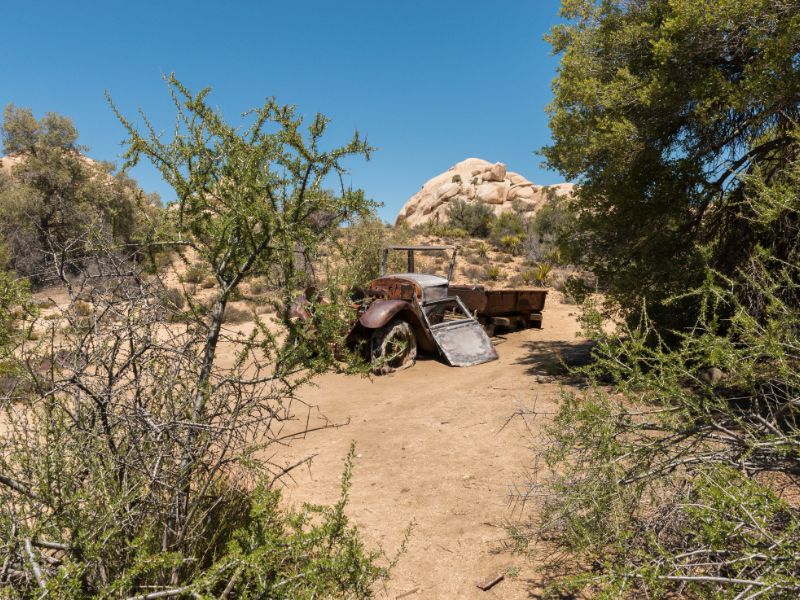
left=511, top=198, right=535, bottom=214
left=524, top=194, right=576, bottom=263
left=200, top=276, right=216, bottom=289
left=520, top=269, right=534, bottom=285
left=555, top=273, right=592, bottom=303
left=442, top=226, right=468, bottom=239
left=223, top=303, right=253, bottom=324
left=248, top=276, right=269, bottom=295
left=533, top=262, right=552, bottom=285
left=499, top=234, right=523, bottom=255
left=520, top=255, right=800, bottom=598
left=184, top=261, right=207, bottom=284
left=73, top=299, right=92, bottom=317
left=0, top=106, right=162, bottom=286
left=486, top=265, right=502, bottom=281
left=161, top=286, right=186, bottom=311
left=445, top=198, right=496, bottom=237
left=35, top=298, right=56, bottom=310
left=490, top=211, right=526, bottom=247
left=335, top=218, right=412, bottom=289
left=0, top=77, right=392, bottom=597
left=477, top=242, right=489, bottom=259
left=0, top=269, right=34, bottom=356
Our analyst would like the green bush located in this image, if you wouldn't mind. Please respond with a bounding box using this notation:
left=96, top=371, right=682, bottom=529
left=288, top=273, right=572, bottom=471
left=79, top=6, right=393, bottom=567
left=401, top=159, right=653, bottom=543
left=0, top=105, right=163, bottom=286
left=486, top=265, right=502, bottom=281
left=490, top=211, right=526, bottom=248
left=520, top=269, right=534, bottom=285
left=184, top=262, right=207, bottom=284
left=445, top=198, right=496, bottom=237
left=533, top=262, right=552, bottom=285
left=499, top=234, right=523, bottom=255
left=334, top=218, right=412, bottom=290
left=523, top=260, right=800, bottom=598
left=0, top=78, right=391, bottom=597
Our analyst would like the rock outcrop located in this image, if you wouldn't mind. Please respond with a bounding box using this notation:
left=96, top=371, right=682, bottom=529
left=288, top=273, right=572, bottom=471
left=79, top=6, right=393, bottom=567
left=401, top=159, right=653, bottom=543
left=396, top=158, right=573, bottom=227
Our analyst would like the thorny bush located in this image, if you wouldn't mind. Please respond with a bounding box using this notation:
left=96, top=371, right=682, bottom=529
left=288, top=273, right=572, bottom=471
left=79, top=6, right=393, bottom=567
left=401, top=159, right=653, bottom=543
left=518, top=162, right=800, bottom=598
left=0, top=76, right=402, bottom=597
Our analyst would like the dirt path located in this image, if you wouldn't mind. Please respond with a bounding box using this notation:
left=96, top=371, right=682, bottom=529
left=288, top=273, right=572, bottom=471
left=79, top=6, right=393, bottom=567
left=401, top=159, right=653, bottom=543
left=276, top=295, right=590, bottom=599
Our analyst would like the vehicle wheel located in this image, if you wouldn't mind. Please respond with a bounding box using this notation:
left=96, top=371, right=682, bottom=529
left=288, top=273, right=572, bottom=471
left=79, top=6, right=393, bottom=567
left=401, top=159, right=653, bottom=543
left=370, top=319, right=417, bottom=375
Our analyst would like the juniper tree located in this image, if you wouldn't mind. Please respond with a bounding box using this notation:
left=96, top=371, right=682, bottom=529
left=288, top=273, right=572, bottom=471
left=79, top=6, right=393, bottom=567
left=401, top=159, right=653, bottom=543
left=544, top=0, right=800, bottom=327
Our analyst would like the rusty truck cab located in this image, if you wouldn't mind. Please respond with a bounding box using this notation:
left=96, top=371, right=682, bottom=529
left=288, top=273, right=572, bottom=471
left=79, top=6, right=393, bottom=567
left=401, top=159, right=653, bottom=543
left=352, top=246, right=498, bottom=371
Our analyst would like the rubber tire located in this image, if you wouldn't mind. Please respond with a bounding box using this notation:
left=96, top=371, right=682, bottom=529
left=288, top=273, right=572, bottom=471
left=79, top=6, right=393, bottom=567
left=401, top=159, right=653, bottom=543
left=370, top=319, right=417, bottom=375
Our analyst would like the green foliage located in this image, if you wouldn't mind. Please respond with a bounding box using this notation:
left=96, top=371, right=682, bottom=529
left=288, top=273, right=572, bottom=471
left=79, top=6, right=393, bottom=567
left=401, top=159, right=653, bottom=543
left=544, top=0, right=800, bottom=328
left=0, top=76, right=386, bottom=596
left=0, top=104, right=163, bottom=285
left=0, top=442, right=392, bottom=597
left=444, top=198, right=496, bottom=237
left=2, top=104, right=79, bottom=154
left=183, top=261, right=207, bottom=284
left=532, top=262, right=552, bottom=286
left=499, top=234, right=523, bottom=255
left=490, top=211, right=528, bottom=255
left=525, top=193, right=576, bottom=263
left=0, top=269, right=34, bottom=357
left=188, top=444, right=396, bottom=598
left=333, top=218, right=412, bottom=290
left=486, top=264, right=502, bottom=281
left=527, top=249, right=800, bottom=596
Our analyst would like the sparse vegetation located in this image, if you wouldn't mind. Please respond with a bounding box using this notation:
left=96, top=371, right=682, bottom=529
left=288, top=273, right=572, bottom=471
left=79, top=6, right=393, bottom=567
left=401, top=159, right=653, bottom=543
left=183, top=261, right=207, bottom=284
left=0, top=77, right=393, bottom=596
left=486, top=264, right=502, bottom=281
left=222, top=302, right=253, bottom=323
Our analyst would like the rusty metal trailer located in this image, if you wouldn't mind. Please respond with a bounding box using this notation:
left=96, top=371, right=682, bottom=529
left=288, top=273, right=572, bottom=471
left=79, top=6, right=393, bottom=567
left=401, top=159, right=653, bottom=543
left=449, top=284, right=548, bottom=335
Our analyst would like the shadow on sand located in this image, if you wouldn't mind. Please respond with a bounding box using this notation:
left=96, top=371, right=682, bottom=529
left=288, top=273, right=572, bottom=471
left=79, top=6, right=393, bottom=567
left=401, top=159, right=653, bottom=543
left=514, top=338, right=595, bottom=382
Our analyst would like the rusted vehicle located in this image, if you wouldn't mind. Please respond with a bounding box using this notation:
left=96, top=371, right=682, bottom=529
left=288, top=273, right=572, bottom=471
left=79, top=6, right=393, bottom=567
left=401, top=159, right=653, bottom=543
left=348, top=245, right=547, bottom=373
left=449, top=285, right=548, bottom=336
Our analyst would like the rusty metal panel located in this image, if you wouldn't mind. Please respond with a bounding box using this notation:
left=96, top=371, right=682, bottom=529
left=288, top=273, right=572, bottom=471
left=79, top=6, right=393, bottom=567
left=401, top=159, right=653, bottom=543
left=358, top=299, right=411, bottom=329
left=429, top=319, right=498, bottom=367
left=422, top=296, right=498, bottom=367
left=448, top=284, right=488, bottom=314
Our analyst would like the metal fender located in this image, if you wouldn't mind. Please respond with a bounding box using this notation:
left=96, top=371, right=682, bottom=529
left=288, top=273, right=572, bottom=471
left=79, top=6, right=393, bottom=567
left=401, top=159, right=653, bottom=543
left=358, top=299, right=413, bottom=329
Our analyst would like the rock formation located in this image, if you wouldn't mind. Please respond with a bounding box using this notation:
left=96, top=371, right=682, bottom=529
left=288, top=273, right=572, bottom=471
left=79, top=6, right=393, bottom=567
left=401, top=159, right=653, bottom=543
left=396, top=158, right=573, bottom=227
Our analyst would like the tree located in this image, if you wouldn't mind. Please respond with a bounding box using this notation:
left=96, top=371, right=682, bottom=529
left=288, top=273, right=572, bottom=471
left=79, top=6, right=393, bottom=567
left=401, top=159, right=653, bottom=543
left=0, top=76, right=392, bottom=596
left=0, top=105, right=158, bottom=285
left=1, top=104, right=78, bottom=154
left=543, top=0, right=800, bottom=326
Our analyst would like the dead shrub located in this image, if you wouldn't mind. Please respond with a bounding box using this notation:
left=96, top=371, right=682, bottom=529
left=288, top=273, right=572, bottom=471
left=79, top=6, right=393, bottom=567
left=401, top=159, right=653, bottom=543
left=223, top=303, right=253, bottom=324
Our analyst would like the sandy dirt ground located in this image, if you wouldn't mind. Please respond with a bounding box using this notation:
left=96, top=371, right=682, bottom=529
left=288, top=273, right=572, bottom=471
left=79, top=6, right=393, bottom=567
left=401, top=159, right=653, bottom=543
left=275, top=294, right=592, bottom=599
left=29, top=282, right=590, bottom=598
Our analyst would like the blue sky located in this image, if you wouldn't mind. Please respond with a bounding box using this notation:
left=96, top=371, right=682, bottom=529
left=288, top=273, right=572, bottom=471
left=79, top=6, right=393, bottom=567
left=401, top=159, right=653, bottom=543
left=1, top=0, right=566, bottom=222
